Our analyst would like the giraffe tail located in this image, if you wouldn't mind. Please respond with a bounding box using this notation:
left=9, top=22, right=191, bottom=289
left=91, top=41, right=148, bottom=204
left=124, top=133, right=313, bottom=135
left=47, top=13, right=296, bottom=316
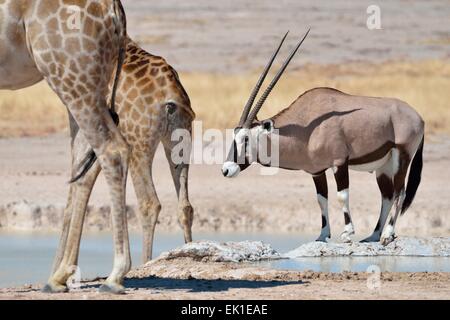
left=110, top=0, right=127, bottom=116
left=69, top=1, right=127, bottom=184
left=69, top=151, right=97, bottom=184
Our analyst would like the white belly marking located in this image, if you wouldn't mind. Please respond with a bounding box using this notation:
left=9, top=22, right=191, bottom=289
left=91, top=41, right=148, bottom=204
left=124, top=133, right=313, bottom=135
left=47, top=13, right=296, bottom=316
left=349, top=150, right=392, bottom=172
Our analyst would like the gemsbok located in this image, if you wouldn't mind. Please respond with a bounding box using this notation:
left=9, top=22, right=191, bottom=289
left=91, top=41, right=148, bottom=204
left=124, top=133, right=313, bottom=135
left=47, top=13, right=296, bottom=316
left=222, top=30, right=424, bottom=245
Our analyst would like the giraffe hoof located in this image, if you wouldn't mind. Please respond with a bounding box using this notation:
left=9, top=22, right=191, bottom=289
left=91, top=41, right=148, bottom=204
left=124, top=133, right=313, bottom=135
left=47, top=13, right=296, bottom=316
left=99, top=283, right=126, bottom=295
left=41, top=283, right=68, bottom=294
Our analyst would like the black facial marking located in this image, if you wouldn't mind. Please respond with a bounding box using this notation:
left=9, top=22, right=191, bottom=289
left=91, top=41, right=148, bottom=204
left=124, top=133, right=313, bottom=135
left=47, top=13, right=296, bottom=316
left=263, top=120, right=272, bottom=131
left=226, top=137, right=251, bottom=172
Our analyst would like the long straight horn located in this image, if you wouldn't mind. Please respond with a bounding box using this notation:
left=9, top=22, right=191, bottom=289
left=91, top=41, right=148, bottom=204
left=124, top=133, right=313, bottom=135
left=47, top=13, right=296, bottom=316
left=238, top=31, right=289, bottom=127
left=244, top=28, right=310, bottom=128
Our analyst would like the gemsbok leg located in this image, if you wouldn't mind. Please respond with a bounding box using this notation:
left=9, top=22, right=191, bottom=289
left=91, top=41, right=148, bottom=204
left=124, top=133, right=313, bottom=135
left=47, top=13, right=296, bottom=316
left=361, top=150, right=398, bottom=242
left=313, top=173, right=330, bottom=242
left=334, top=163, right=355, bottom=243
left=380, top=149, right=411, bottom=245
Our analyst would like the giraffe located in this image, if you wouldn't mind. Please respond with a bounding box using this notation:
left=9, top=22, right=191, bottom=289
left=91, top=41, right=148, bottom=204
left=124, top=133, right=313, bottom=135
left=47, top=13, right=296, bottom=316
left=0, top=0, right=131, bottom=293
left=51, top=37, right=196, bottom=281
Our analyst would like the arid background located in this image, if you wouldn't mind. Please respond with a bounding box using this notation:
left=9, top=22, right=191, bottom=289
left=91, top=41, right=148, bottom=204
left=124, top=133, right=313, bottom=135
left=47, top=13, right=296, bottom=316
left=0, top=0, right=449, bottom=299
left=2, top=0, right=450, bottom=136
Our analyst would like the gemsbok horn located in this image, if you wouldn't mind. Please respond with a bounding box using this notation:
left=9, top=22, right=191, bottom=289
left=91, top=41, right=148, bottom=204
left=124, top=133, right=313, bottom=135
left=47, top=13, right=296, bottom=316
left=222, top=29, right=424, bottom=245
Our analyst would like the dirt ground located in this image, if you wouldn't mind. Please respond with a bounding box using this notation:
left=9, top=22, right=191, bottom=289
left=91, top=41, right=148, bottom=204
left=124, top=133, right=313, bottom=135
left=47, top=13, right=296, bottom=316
left=1, top=134, right=448, bottom=299
left=0, top=257, right=448, bottom=300
left=0, top=134, right=449, bottom=238
left=1, top=0, right=449, bottom=300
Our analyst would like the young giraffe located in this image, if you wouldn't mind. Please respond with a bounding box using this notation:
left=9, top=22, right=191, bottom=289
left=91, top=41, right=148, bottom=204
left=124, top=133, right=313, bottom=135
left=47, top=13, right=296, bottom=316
left=0, top=0, right=131, bottom=294
left=52, top=37, right=195, bottom=278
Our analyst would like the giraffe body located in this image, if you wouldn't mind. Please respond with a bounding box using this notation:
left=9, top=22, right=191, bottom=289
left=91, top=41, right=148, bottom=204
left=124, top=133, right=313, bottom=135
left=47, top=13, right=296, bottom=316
left=1, top=0, right=131, bottom=293
left=0, top=0, right=44, bottom=89
left=53, top=38, right=195, bottom=270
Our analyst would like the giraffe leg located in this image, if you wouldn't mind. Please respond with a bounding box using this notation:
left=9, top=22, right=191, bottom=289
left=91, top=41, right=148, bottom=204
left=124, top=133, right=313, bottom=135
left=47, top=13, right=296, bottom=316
left=46, top=133, right=101, bottom=292
left=130, top=152, right=161, bottom=263
left=27, top=1, right=129, bottom=294
left=51, top=112, right=81, bottom=274
left=361, top=151, right=397, bottom=243
left=40, top=83, right=131, bottom=294
left=333, top=163, right=355, bottom=243
left=381, top=150, right=411, bottom=246
left=177, top=165, right=194, bottom=243
left=313, top=173, right=330, bottom=242
left=96, top=138, right=131, bottom=294
left=51, top=184, right=75, bottom=275
left=163, top=142, right=194, bottom=244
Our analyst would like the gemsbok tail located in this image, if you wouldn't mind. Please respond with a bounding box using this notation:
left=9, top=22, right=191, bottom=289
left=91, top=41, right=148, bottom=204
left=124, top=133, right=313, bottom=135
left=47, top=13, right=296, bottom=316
left=401, top=135, right=424, bottom=215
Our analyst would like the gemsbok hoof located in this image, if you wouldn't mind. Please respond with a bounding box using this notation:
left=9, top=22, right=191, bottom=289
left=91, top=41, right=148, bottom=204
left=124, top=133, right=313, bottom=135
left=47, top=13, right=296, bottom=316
left=315, top=236, right=330, bottom=243
left=360, top=234, right=381, bottom=243
left=381, top=235, right=397, bottom=246
left=340, top=232, right=354, bottom=243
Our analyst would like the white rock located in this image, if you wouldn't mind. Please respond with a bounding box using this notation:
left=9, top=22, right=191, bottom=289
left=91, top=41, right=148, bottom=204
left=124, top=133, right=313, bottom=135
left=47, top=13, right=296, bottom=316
left=284, top=237, right=450, bottom=258
left=157, top=240, right=281, bottom=263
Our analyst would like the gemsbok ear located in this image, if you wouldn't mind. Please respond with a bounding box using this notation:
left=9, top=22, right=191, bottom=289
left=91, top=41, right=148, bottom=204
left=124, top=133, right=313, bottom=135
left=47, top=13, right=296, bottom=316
left=262, top=119, right=274, bottom=134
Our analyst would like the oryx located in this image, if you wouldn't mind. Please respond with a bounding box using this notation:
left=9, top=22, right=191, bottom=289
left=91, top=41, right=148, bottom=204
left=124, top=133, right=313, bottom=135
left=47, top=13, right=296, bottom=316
left=222, top=30, right=424, bottom=245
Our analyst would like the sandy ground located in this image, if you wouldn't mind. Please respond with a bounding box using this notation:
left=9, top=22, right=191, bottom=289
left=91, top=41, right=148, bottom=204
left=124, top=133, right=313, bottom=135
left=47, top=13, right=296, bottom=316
left=122, top=0, right=450, bottom=73
left=0, top=257, right=448, bottom=300
left=0, top=134, right=449, bottom=238
left=1, top=135, right=448, bottom=300
left=1, top=1, right=449, bottom=299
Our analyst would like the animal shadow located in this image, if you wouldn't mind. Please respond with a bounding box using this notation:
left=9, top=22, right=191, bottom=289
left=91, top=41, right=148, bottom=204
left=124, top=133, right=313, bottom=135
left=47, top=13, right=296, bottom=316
left=121, top=276, right=305, bottom=293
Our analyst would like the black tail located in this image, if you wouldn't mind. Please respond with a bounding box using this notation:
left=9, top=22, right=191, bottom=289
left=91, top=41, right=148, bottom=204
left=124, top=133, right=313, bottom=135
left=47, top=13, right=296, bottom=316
left=69, top=111, right=120, bottom=184
left=70, top=1, right=126, bottom=184
left=401, top=135, right=424, bottom=215
left=69, top=150, right=97, bottom=184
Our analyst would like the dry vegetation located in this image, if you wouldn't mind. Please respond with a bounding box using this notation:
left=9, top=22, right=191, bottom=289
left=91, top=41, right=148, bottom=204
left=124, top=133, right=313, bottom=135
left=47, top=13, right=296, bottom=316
left=0, top=59, right=449, bottom=137
left=0, top=84, right=67, bottom=137
left=185, top=59, right=450, bottom=134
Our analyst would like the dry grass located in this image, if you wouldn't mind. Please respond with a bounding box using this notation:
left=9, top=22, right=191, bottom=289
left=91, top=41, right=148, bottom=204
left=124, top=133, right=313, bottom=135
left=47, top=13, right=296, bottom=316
left=1, top=59, right=449, bottom=137
left=0, top=83, right=67, bottom=137
left=183, top=59, right=450, bottom=134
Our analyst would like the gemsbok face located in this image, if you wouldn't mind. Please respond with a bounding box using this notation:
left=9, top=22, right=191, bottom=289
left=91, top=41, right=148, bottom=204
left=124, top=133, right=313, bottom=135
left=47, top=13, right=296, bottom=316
left=222, top=30, right=310, bottom=178
left=222, top=121, right=274, bottom=177
left=222, top=29, right=424, bottom=246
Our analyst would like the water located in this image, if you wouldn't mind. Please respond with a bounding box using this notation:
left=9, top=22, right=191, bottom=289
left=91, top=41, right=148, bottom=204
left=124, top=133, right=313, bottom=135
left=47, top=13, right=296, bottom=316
left=0, top=232, right=448, bottom=288
left=0, top=232, right=306, bottom=288
left=259, top=257, right=450, bottom=273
